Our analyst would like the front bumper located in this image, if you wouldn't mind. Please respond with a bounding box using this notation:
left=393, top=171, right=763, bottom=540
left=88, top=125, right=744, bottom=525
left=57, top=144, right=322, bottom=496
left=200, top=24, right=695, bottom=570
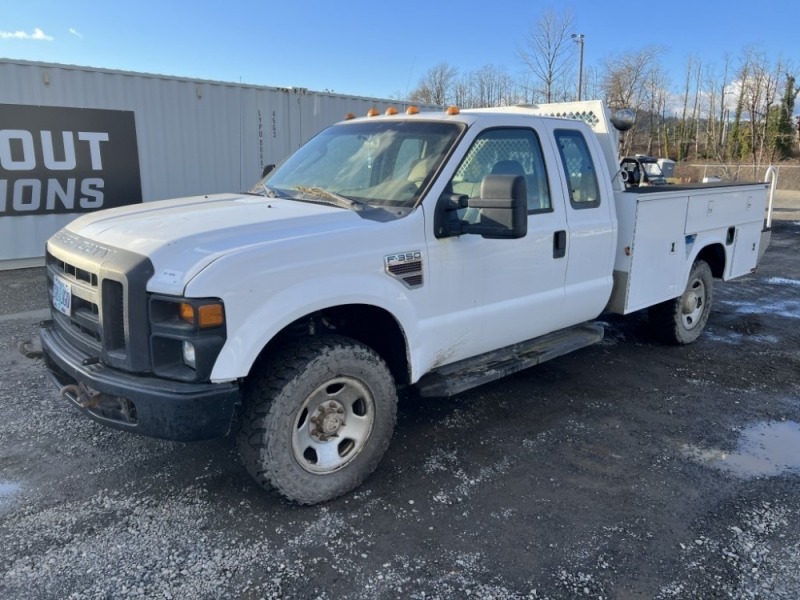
left=40, top=320, right=240, bottom=442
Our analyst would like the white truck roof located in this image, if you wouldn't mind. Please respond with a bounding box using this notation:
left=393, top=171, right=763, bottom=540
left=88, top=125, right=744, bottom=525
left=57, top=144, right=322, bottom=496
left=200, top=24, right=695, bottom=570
left=465, top=101, right=623, bottom=185
left=342, top=100, right=625, bottom=190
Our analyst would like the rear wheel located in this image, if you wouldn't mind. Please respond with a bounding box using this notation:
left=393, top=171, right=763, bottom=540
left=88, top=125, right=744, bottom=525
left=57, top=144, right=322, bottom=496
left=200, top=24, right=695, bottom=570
left=237, top=335, right=397, bottom=504
left=649, top=260, right=714, bottom=345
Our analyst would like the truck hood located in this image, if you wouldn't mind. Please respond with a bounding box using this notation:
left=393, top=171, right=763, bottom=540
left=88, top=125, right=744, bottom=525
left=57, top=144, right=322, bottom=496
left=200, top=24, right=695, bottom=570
left=66, top=193, right=370, bottom=295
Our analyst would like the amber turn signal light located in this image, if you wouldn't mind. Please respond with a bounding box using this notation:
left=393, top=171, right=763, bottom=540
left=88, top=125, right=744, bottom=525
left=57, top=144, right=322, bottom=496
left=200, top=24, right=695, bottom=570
left=180, top=302, right=224, bottom=328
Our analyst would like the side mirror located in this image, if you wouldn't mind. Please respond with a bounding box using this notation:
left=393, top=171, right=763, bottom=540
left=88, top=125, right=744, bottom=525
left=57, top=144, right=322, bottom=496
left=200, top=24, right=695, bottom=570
left=462, top=174, right=528, bottom=239
left=261, top=164, right=276, bottom=178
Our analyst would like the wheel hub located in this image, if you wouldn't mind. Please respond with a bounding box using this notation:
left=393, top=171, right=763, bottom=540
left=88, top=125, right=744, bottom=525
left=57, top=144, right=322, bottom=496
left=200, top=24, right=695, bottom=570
left=682, top=291, right=700, bottom=314
left=309, top=401, right=346, bottom=441
left=680, top=276, right=707, bottom=330
left=291, top=375, right=377, bottom=475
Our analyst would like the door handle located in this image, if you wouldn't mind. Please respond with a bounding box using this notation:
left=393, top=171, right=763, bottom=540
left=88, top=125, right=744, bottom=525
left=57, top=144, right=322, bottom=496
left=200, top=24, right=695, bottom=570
left=553, top=230, right=567, bottom=258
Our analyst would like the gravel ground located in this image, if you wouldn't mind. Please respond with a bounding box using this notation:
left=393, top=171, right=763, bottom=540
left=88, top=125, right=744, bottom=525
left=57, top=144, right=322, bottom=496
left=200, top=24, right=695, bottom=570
left=1, top=219, right=799, bottom=599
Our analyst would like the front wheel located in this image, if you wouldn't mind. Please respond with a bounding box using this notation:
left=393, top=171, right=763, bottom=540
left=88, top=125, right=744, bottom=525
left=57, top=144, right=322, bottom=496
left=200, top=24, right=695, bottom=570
left=237, top=335, right=398, bottom=504
left=649, top=260, right=714, bottom=345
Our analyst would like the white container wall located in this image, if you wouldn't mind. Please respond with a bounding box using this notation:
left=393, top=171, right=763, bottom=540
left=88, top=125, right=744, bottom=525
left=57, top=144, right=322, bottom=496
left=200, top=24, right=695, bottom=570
left=0, top=59, right=430, bottom=268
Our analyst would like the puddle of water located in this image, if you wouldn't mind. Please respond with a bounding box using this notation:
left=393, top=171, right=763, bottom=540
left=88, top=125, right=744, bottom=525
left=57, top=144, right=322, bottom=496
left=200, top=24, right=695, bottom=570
left=0, top=481, right=21, bottom=513
left=704, top=328, right=779, bottom=346
left=713, top=421, right=800, bottom=478
left=721, top=299, right=800, bottom=320
left=0, top=481, right=21, bottom=497
left=766, top=277, right=800, bottom=288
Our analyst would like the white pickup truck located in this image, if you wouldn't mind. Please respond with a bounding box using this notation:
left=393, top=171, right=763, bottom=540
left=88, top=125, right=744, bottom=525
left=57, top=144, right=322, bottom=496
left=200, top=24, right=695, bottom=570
left=40, top=100, right=774, bottom=504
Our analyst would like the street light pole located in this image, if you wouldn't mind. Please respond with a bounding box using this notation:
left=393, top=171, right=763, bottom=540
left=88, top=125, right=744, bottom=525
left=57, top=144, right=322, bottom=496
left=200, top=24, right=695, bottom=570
left=571, top=33, right=585, bottom=101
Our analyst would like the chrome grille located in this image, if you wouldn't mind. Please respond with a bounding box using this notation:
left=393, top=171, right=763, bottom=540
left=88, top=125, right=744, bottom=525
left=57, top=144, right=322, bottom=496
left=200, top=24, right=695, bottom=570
left=46, top=232, right=154, bottom=373
left=48, top=252, right=103, bottom=356
left=47, top=251, right=128, bottom=362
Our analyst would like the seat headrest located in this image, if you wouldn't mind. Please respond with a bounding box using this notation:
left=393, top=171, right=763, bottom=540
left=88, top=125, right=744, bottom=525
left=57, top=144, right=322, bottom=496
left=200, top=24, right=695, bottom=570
left=491, top=160, right=525, bottom=176
left=408, top=158, right=433, bottom=182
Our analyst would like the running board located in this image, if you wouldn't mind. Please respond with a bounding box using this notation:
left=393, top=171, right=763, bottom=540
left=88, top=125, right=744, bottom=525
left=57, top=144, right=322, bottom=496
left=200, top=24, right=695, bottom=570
left=414, top=322, right=604, bottom=398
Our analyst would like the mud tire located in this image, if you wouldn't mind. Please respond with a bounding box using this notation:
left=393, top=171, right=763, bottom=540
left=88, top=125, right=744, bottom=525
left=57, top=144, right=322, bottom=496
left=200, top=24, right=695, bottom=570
left=237, top=335, right=397, bottom=504
left=649, top=260, right=714, bottom=345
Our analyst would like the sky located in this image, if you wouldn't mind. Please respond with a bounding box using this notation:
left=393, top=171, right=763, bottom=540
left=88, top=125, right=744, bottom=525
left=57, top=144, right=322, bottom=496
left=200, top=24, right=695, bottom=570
left=1, top=0, right=798, bottom=103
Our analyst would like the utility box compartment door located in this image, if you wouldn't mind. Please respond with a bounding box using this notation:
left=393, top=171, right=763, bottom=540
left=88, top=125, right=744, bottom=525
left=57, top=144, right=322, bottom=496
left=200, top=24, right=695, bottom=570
left=625, top=194, right=689, bottom=312
left=729, top=221, right=763, bottom=278
left=685, top=187, right=765, bottom=233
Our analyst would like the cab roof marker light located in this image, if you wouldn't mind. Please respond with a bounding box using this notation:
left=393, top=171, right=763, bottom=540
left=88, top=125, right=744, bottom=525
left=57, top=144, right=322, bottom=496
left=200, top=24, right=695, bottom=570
left=446, top=106, right=460, bottom=116
left=367, top=108, right=379, bottom=117
left=385, top=107, right=398, bottom=116
left=344, top=112, right=356, bottom=120
left=406, top=106, right=420, bottom=115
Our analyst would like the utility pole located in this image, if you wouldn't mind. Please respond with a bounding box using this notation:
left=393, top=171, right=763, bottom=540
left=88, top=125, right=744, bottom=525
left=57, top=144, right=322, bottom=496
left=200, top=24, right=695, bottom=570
left=571, top=33, right=585, bottom=101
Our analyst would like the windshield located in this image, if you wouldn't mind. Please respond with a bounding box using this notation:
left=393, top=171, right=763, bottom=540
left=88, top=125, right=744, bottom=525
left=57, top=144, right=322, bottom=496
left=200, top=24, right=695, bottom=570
left=249, top=120, right=464, bottom=209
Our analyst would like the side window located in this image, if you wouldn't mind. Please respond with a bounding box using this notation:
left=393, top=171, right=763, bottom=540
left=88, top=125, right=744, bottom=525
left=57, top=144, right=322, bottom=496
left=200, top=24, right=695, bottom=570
left=554, top=129, right=600, bottom=209
left=449, top=128, right=551, bottom=212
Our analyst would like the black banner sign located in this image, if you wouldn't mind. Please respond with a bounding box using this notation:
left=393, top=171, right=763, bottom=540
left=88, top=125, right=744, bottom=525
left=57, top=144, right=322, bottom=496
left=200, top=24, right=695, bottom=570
left=0, top=104, right=142, bottom=217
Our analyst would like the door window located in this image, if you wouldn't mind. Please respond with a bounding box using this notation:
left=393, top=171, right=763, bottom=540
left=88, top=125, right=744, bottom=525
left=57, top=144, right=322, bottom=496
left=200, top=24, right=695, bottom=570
left=554, top=129, right=600, bottom=209
left=449, top=128, right=551, bottom=212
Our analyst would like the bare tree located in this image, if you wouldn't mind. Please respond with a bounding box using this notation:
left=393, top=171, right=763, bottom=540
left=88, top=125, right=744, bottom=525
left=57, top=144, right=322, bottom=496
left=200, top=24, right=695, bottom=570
left=602, top=46, right=665, bottom=155
left=409, top=62, right=458, bottom=106
left=602, top=46, right=664, bottom=108
left=581, top=66, right=603, bottom=103
left=643, top=65, right=669, bottom=155
left=676, top=55, right=699, bottom=161
left=736, top=47, right=783, bottom=169
left=699, top=56, right=731, bottom=162
left=716, top=54, right=732, bottom=157
left=473, top=65, right=519, bottom=107
left=690, top=58, right=703, bottom=159
left=451, top=75, right=475, bottom=109
left=518, top=8, right=576, bottom=103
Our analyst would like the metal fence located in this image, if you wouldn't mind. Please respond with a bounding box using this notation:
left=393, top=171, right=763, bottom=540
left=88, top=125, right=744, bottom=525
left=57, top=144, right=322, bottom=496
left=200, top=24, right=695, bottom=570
left=674, top=164, right=800, bottom=190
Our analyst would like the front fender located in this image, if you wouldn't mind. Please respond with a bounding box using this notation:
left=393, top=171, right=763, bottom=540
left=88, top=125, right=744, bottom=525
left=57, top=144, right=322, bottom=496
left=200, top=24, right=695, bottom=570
left=199, top=273, right=421, bottom=381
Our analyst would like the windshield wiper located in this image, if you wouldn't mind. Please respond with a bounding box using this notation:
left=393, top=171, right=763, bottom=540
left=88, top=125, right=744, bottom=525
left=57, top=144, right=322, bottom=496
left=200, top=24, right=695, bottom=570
left=243, top=183, right=285, bottom=198
left=293, top=186, right=366, bottom=211
left=259, top=183, right=281, bottom=198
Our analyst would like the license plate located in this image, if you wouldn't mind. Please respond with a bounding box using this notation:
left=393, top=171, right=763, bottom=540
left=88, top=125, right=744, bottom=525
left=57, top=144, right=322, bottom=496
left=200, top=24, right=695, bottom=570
left=53, top=276, right=72, bottom=316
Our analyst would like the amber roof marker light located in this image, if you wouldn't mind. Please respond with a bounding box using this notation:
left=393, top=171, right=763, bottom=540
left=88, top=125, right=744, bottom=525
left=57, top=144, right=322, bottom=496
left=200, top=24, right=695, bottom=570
left=445, top=106, right=460, bottom=116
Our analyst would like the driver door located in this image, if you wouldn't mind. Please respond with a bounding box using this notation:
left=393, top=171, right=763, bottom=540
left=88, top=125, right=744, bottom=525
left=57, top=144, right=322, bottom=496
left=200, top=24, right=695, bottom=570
left=422, top=126, right=571, bottom=368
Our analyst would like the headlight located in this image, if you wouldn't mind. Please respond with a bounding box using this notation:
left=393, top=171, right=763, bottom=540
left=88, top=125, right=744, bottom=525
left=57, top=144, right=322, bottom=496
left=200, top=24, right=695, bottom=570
left=182, top=340, right=196, bottom=369
left=149, top=296, right=227, bottom=382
